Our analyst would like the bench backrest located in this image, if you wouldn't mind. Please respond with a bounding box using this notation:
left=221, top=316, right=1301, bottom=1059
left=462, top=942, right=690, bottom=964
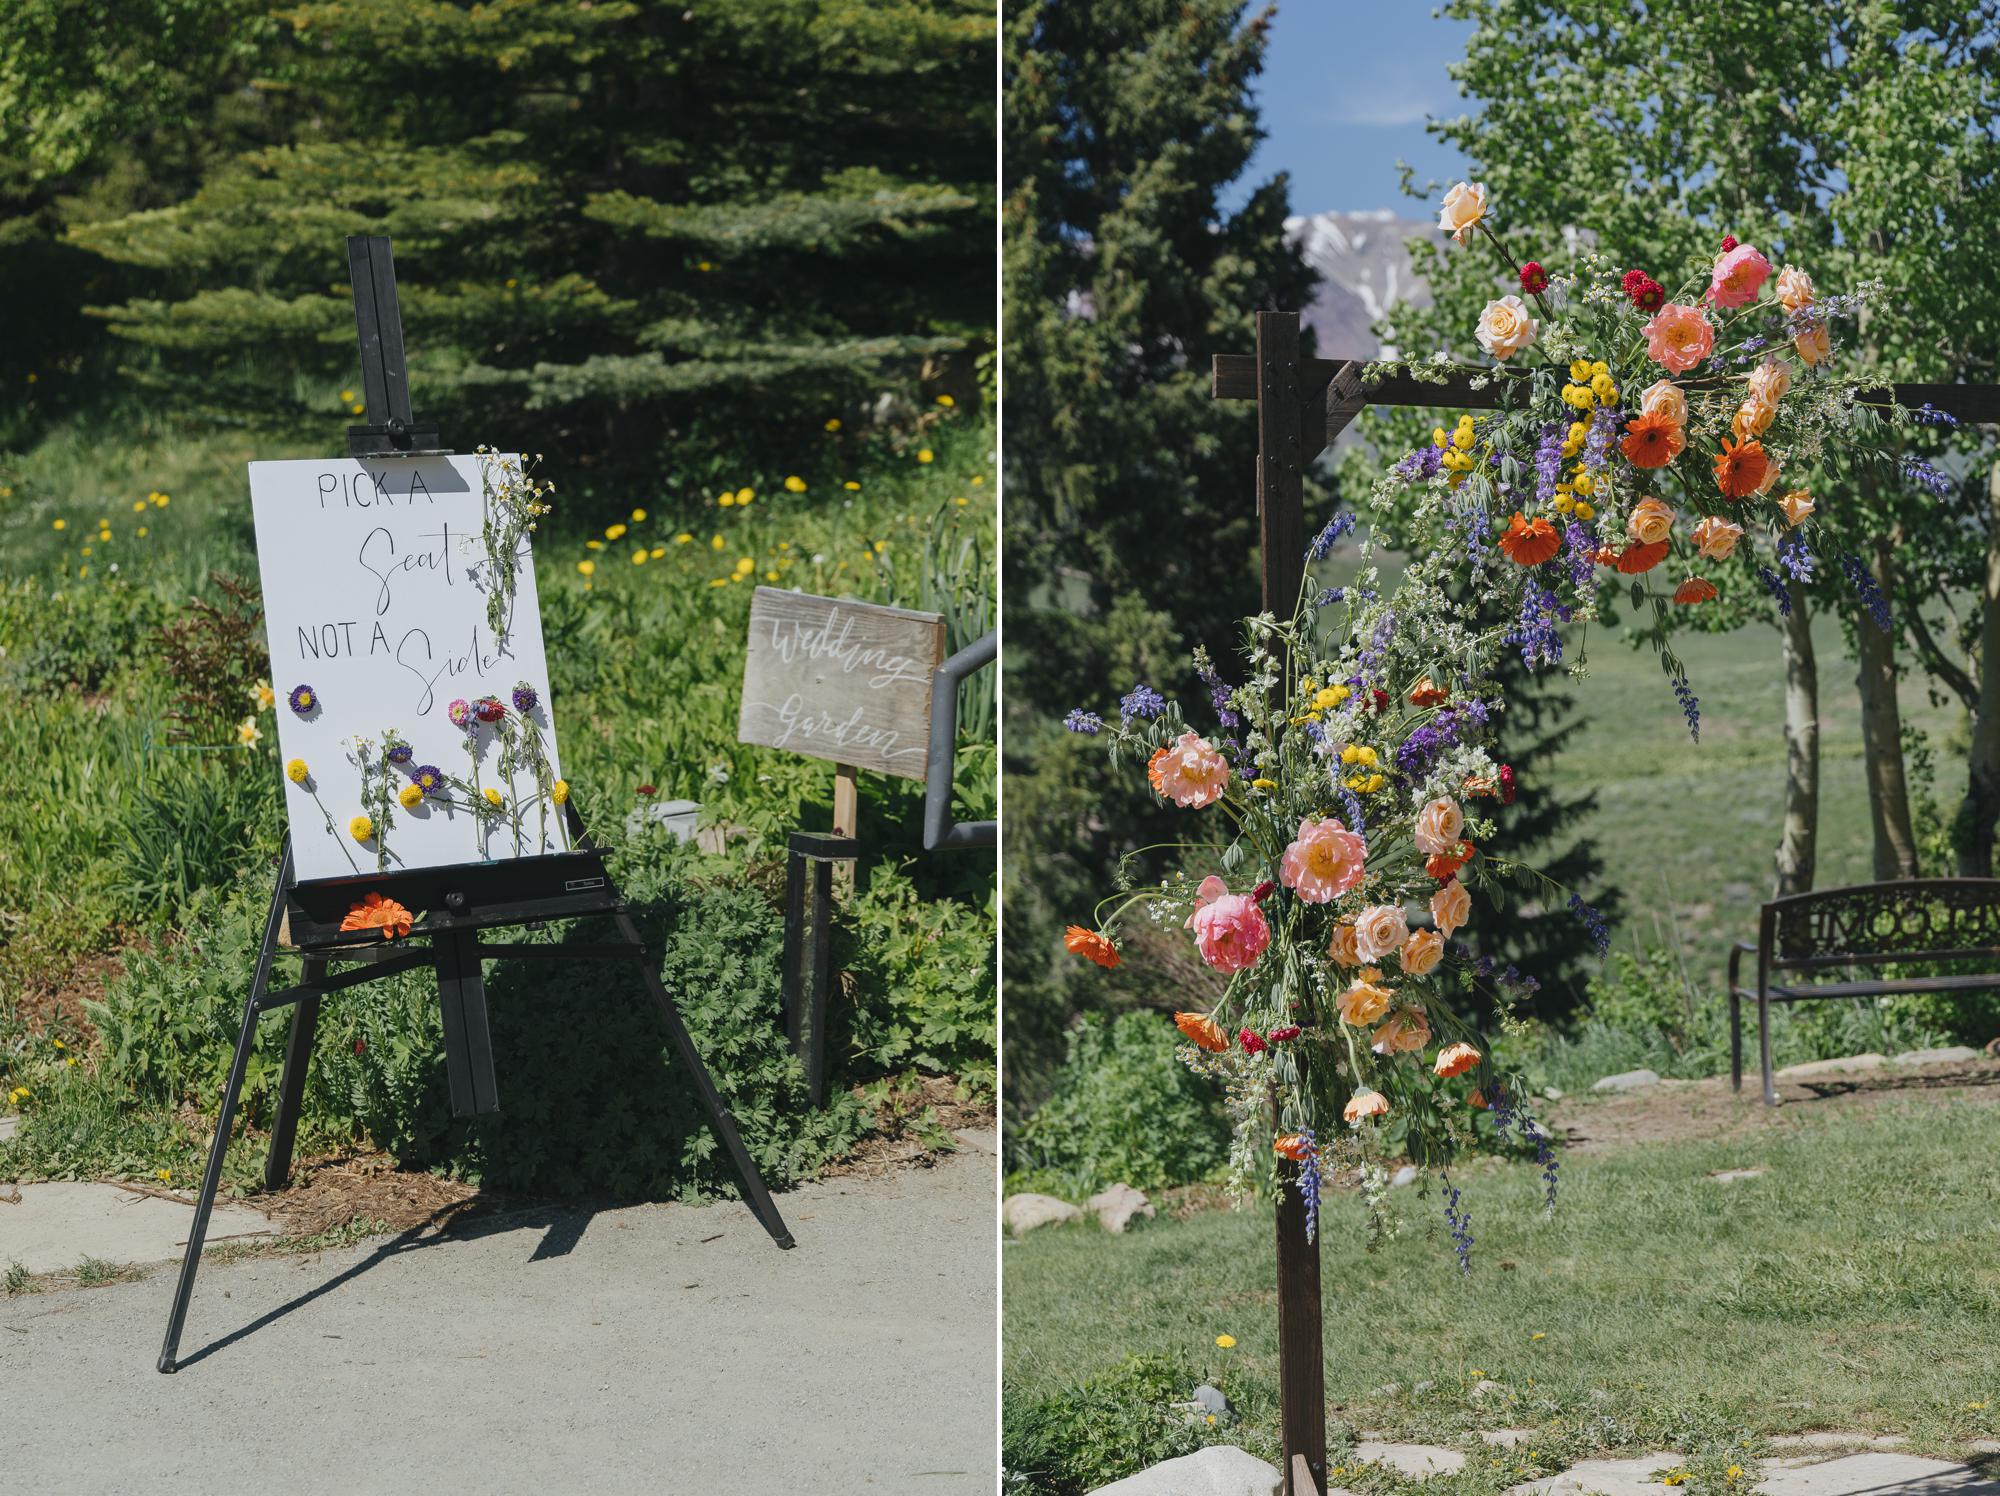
left=1766, top=878, right=2000, bottom=970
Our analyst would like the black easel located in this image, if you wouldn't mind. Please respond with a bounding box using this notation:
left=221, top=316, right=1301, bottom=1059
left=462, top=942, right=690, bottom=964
left=157, top=237, right=794, bottom=1375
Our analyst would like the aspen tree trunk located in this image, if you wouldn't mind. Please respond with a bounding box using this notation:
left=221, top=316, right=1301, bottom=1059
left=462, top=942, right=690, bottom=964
left=1956, top=461, right=2000, bottom=875
left=1775, top=582, right=1819, bottom=896
left=1856, top=537, right=1920, bottom=880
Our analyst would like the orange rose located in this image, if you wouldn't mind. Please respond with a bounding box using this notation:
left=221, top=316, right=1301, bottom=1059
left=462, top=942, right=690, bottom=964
left=1692, top=515, right=1744, bottom=561
left=1732, top=395, right=1777, bottom=443
left=1777, top=490, right=1815, bottom=527
left=1064, top=925, right=1120, bottom=968
left=1402, top=928, right=1445, bottom=977
left=1328, top=923, right=1362, bottom=968
left=1337, top=968, right=1395, bottom=1027
left=1795, top=322, right=1832, bottom=366
left=1174, top=1011, right=1230, bottom=1052
left=1373, top=1006, right=1432, bottom=1054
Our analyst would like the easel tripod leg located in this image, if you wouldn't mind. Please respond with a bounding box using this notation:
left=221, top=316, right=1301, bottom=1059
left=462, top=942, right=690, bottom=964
left=265, top=962, right=323, bottom=1190
left=616, top=908, right=796, bottom=1250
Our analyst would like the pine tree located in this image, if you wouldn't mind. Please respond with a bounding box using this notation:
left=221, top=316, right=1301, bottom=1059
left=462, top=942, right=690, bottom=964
left=1001, top=0, right=1317, bottom=1101
left=59, top=0, right=994, bottom=462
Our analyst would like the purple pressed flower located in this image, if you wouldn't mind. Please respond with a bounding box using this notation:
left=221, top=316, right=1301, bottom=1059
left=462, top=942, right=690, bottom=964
left=288, top=684, right=317, bottom=715
left=1062, top=709, right=1102, bottom=735
left=512, top=682, right=539, bottom=713
left=412, top=764, right=444, bottom=795
left=1119, top=684, right=1166, bottom=722
left=448, top=699, right=471, bottom=728
left=386, top=743, right=413, bottom=765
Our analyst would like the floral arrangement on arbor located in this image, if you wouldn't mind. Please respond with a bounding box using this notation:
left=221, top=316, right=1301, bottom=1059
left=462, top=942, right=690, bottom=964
left=1063, top=181, right=1937, bottom=1264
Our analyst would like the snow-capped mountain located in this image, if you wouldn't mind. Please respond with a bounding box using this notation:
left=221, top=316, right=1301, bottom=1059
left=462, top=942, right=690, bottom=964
left=1284, top=210, right=1441, bottom=359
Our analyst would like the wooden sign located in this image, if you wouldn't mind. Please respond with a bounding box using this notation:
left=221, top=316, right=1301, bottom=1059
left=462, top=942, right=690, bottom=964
left=249, top=454, right=568, bottom=883
left=737, top=587, right=945, bottom=782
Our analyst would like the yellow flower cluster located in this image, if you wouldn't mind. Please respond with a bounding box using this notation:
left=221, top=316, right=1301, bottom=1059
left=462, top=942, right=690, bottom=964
left=1339, top=743, right=1385, bottom=793
left=1560, top=358, right=1617, bottom=411
left=1291, top=677, right=1351, bottom=725
left=1549, top=420, right=1599, bottom=522
left=1430, top=414, right=1479, bottom=488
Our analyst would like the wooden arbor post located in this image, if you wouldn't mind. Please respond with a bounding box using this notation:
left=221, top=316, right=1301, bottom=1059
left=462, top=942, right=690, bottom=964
left=1212, top=314, right=2000, bottom=1496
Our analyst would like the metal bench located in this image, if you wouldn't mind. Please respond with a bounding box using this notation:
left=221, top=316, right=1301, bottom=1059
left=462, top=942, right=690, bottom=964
left=1729, top=878, right=2000, bottom=1104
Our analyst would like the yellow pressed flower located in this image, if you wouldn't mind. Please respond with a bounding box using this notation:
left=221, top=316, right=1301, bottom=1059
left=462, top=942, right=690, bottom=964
left=286, top=758, right=309, bottom=784
left=577, top=560, right=596, bottom=576
left=349, top=814, right=373, bottom=842
left=398, top=783, right=423, bottom=809
left=483, top=787, right=503, bottom=807
left=824, top=418, right=841, bottom=432
left=916, top=449, right=934, bottom=464
left=784, top=475, right=807, bottom=493
left=605, top=523, right=627, bottom=540
left=1215, top=1334, right=1236, bottom=1348
left=551, top=779, right=570, bottom=805
left=631, top=507, right=647, bottom=522
left=236, top=717, right=262, bottom=746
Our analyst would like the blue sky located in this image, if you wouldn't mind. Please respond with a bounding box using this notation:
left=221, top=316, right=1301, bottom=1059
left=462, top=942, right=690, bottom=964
left=1233, top=3, right=1475, bottom=217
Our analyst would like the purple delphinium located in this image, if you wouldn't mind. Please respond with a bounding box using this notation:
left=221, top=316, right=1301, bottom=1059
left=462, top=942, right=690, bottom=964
left=1582, top=405, right=1621, bottom=469
left=1393, top=702, right=1484, bottom=778
left=1062, top=709, right=1102, bottom=735
left=1913, top=402, right=1959, bottom=428
left=1841, top=553, right=1895, bottom=632
left=1314, top=586, right=1345, bottom=609
left=1671, top=670, right=1701, bottom=742
left=1442, top=1174, right=1474, bottom=1275
left=1563, top=520, right=1597, bottom=591
left=1489, top=1088, right=1560, bottom=1214
left=1757, top=565, right=1792, bottom=617
left=1196, top=659, right=1241, bottom=730
left=1394, top=444, right=1445, bottom=482
left=1902, top=456, right=1954, bottom=498
left=1504, top=577, right=1569, bottom=669
left=412, top=764, right=444, bottom=796
left=1334, top=782, right=1368, bottom=838
left=288, top=684, right=318, bottom=715
left=1533, top=422, right=1565, bottom=507
left=1119, top=684, right=1166, bottom=722
left=1568, top=893, right=1611, bottom=956
left=1297, top=1130, right=1323, bottom=1245
left=1306, top=510, right=1356, bottom=562
left=1778, top=533, right=1815, bottom=582
left=512, top=682, right=539, bottom=713
left=1356, top=610, right=1398, bottom=678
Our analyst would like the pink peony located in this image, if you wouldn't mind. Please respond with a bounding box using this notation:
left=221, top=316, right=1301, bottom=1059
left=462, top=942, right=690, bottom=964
left=1641, top=303, right=1715, bottom=374
left=1186, top=875, right=1271, bottom=974
left=1707, top=243, right=1772, bottom=308
left=1147, top=731, right=1230, bottom=809
left=1279, top=816, right=1367, bottom=903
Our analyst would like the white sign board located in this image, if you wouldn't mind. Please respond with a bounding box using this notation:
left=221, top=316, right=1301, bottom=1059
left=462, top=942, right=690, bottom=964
left=737, top=587, right=945, bottom=781
left=249, top=455, right=567, bottom=883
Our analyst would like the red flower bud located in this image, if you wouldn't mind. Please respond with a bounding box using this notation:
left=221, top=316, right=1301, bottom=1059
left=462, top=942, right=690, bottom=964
left=1720, top=234, right=1738, bottom=253
left=1267, top=1024, right=1302, bottom=1043
left=1251, top=880, right=1275, bottom=903
left=1498, top=763, right=1517, bottom=805
left=1238, top=1027, right=1267, bottom=1056
left=352, top=1039, right=366, bottom=1055
left=1519, top=261, right=1549, bottom=295
left=636, top=784, right=657, bottom=796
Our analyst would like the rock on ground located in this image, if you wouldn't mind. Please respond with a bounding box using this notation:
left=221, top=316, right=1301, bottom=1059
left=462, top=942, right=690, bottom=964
left=1776, top=1054, right=1887, bottom=1079
left=1754, top=1453, right=2000, bottom=1495
left=1089, top=1445, right=1282, bottom=1495
left=1591, top=1069, right=1661, bottom=1093
left=1481, top=1430, right=1536, bottom=1448
left=1508, top=1453, right=1685, bottom=1496
left=0, top=1114, right=18, bottom=1142
left=1893, top=1046, right=1984, bottom=1066
left=1709, top=1167, right=1768, bottom=1184
left=1004, top=1192, right=1081, bottom=1236
left=1355, top=1442, right=1468, bottom=1479
left=0, top=1182, right=279, bottom=1275
left=1088, top=1183, right=1155, bottom=1234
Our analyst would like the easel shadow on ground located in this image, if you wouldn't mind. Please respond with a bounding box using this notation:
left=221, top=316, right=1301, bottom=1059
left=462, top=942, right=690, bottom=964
left=169, top=1197, right=613, bottom=1371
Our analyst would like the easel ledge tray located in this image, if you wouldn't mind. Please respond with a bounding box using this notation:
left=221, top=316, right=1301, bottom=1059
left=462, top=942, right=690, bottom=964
left=283, top=847, right=621, bottom=950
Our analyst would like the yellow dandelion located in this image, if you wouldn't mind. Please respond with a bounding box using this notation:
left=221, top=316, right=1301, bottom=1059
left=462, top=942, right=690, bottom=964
left=784, top=475, right=807, bottom=493
left=711, top=535, right=725, bottom=551
left=52, top=518, right=65, bottom=530
left=824, top=418, right=841, bottom=432
left=1215, top=1335, right=1236, bottom=1349
left=577, top=559, right=596, bottom=576
left=630, top=507, right=647, bottom=522
left=586, top=539, right=604, bottom=551
left=605, top=523, right=627, bottom=540
left=631, top=549, right=648, bottom=565
left=675, top=532, right=693, bottom=544
left=916, top=449, right=934, bottom=464
left=936, top=394, right=955, bottom=407
left=719, top=494, right=735, bottom=507
left=737, top=487, right=754, bottom=503
left=844, top=481, right=861, bottom=491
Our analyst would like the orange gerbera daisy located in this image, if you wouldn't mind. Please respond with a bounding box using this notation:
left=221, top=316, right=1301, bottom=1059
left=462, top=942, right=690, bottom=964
left=1673, top=576, right=1719, bottom=605
left=1408, top=676, right=1449, bottom=707
left=1426, top=838, right=1475, bottom=881
left=1273, top=1133, right=1313, bottom=1162
left=339, top=891, right=414, bottom=940
left=1064, top=925, right=1120, bottom=969
left=1713, top=437, right=1770, bottom=499
left=1621, top=411, right=1686, bottom=469
left=1174, top=1011, right=1230, bottom=1052
left=1434, top=1041, right=1483, bottom=1079
left=1496, top=512, right=1561, bottom=566
left=1468, top=1089, right=1490, bottom=1110
left=1613, top=540, right=1668, bottom=575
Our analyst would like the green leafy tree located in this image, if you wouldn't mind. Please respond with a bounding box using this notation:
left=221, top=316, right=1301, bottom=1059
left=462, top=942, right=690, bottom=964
left=1001, top=0, right=1317, bottom=1104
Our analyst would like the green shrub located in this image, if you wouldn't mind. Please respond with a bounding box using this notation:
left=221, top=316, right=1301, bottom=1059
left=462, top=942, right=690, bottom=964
left=1005, top=1011, right=1228, bottom=1198
left=838, top=863, right=996, bottom=1082
left=0, top=577, right=167, bottom=694
left=1001, top=1353, right=1226, bottom=1496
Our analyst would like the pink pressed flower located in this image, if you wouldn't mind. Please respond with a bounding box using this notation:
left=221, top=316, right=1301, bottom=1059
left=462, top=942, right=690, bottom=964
left=1279, top=816, right=1367, bottom=903
left=1706, top=243, right=1772, bottom=308
left=1147, top=731, right=1230, bottom=809
left=1186, top=874, right=1271, bottom=974
left=1641, top=302, right=1715, bottom=374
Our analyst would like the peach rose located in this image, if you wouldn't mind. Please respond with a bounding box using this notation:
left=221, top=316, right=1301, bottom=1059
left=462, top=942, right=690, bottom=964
left=1280, top=816, right=1368, bottom=904
left=1431, top=879, right=1471, bottom=937
left=1755, top=450, right=1783, bottom=496
left=1774, top=265, right=1815, bottom=312
left=1411, top=796, right=1465, bottom=858
left=1733, top=394, right=1778, bottom=442
left=1747, top=357, right=1792, bottom=405
left=1353, top=902, right=1410, bottom=963
left=1438, top=181, right=1488, bottom=244
left=1639, top=379, right=1688, bottom=426
left=1642, top=302, right=1715, bottom=374
left=1475, top=295, right=1538, bottom=361
left=1328, top=923, right=1362, bottom=968
left=1777, top=490, right=1815, bottom=527
left=1186, top=875, right=1270, bottom=974
left=1337, top=967, right=1394, bottom=1027
left=1434, top=1041, right=1482, bottom=1078
left=1344, top=1088, right=1390, bottom=1123
left=1707, top=243, right=1772, bottom=308
left=1401, top=927, right=1445, bottom=977
left=1148, top=731, right=1230, bottom=809
left=1692, top=515, right=1745, bottom=561
left=1627, top=496, right=1676, bottom=546
left=1795, top=322, right=1832, bottom=367
left=1373, top=1005, right=1432, bottom=1055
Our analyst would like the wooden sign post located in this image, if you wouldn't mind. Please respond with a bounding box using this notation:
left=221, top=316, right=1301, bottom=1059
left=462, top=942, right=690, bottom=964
left=1210, top=309, right=2000, bottom=1496
left=155, top=237, right=796, bottom=1375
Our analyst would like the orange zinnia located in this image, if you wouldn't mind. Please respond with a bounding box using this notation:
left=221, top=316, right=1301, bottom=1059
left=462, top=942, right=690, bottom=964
left=1621, top=412, right=1685, bottom=469
left=1174, top=1011, right=1230, bottom=1052
left=1064, top=925, right=1120, bottom=969
left=1496, top=512, right=1561, bottom=566
left=339, top=891, right=414, bottom=940
left=1273, top=1133, right=1313, bottom=1162
left=1713, top=437, right=1770, bottom=499
left=1613, top=540, right=1668, bottom=575
left=1673, top=576, right=1718, bottom=605
left=1408, top=676, right=1449, bottom=707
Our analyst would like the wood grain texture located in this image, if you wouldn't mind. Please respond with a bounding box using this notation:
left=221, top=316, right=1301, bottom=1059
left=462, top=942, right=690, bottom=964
left=737, top=588, right=945, bottom=781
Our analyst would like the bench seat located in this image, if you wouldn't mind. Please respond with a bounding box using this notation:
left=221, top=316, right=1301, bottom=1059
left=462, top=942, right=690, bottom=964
left=1733, top=972, right=2000, bottom=1003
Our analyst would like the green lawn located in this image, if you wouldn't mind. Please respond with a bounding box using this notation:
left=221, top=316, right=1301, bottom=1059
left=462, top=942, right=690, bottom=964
left=1003, top=1090, right=2000, bottom=1491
